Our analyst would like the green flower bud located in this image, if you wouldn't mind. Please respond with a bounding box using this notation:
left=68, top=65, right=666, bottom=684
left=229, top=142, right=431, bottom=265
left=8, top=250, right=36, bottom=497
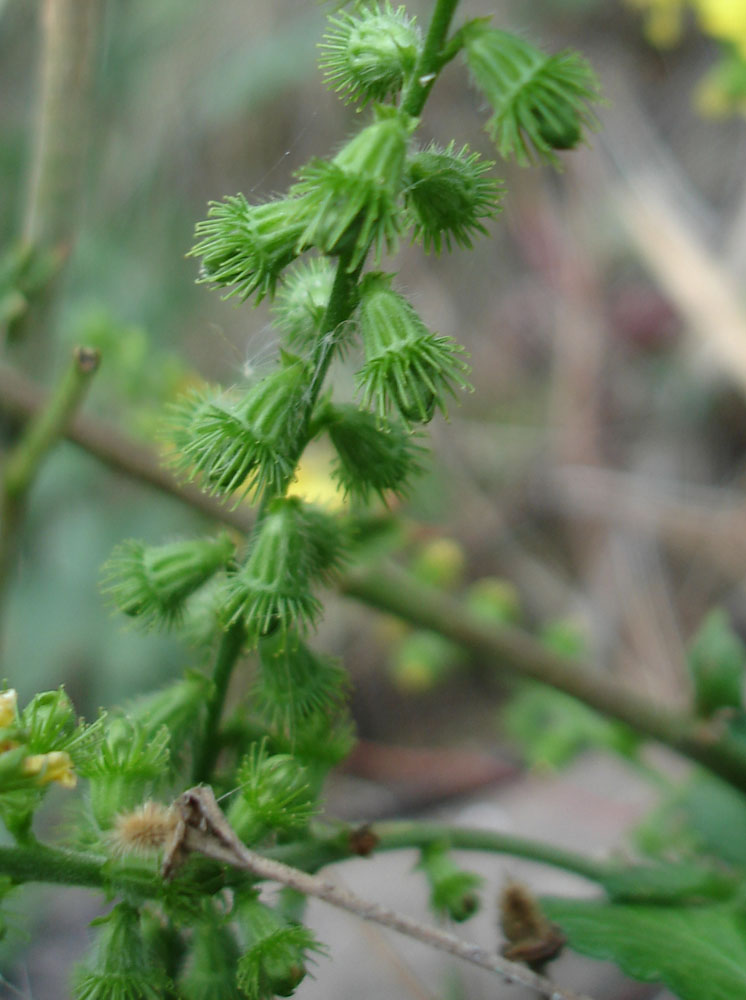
left=465, top=577, right=521, bottom=625
left=405, top=142, right=503, bottom=253
left=462, top=23, right=600, bottom=167
left=418, top=842, right=483, bottom=922
left=687, top=609, right=746, bottom=717
left=180, top=917, right=242, bottom=1000
left=173, top=359, right=312, bottom=503
left=319, top=3, right=422, bottom=106
left=20, top=687, right=104, bottom=770
left=291, top=106, right=416, bottom=269
left=102, top=533, right=235, bottom=629
left=190, top=195, right=308, bottom=302
left=411, top=537, right=466, bottom=590
left=74, top=903, right=171, bottom=1000
left=539, top=618, right=588, bottom=659
left=80, top=717, right=170, bottom=828
left=389, top=629, right=461, bottom=693
left=237, top=895, right=322, bottom=1000
left=21, top=686, right=76, bottom=752
left=356, top=272, right=470, bottom=425
left=226, top=741, right=316, bottom=843
left=271, top=258, right=335, bottom=351
left=223, top=497, right=325, bottom=639
left=323, top=402, right=426, bottom=502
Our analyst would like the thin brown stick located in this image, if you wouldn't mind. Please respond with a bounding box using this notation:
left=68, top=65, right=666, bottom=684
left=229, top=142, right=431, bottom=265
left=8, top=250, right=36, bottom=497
left=0, top=362, right=252, bottom=533
left=165, top=786, right=595, bottom=1000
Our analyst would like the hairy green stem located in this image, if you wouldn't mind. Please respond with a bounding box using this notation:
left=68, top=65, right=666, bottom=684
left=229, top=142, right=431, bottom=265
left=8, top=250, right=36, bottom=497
left=370, top=820, right=610, bottom=882
left=191, top=621, right=247, bottom=784
left=203, top=254, right=362, bottom=754
left=306, top=251, right=361, bottom=411
left=0, top=815, right=606, bottom=897
left=271, top=819, right=610, bottom=885
left=0, top=844, right=152, bottom=894
left=0, top=347, right=100, bottom=646
left=401, top=0, right=461, bottom=116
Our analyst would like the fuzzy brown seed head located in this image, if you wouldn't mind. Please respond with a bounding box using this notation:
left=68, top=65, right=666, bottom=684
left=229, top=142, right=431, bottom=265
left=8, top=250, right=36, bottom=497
left=499, top=880, right=565, bottom=969
left=500, top=881, right=551, bottom=943
left=109, top=800, right=179, bottom=856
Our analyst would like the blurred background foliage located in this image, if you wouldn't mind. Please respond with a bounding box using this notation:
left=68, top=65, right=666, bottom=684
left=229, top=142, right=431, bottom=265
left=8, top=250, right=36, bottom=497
left=2, top=0, right=746, bottom=802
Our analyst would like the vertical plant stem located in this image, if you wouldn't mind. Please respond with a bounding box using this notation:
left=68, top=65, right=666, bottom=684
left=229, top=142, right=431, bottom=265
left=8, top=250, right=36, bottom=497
left=0, top=346, right=100, bottom=644
left=401, top=0, right=461, bottom=117
left=13, top=0, right=100, bottom=354
left=24, top=0, right=99, bottom=248
left=191, top=621, right=247, bottom=783
left=306, top=252, right=361, bottom=416
left=194, top=257, right=361, bottom=757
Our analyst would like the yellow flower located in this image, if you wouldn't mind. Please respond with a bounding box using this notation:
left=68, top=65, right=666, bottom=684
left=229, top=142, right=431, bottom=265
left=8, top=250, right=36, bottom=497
left=287, top=443, right=348, bottom=511
left=22, top=751, right=77, bottom=789
left=0, top=689, right=17, bottom=729
left=694, top=0, right=746, bottom=54
left=626, top=0, right=687, bottom=48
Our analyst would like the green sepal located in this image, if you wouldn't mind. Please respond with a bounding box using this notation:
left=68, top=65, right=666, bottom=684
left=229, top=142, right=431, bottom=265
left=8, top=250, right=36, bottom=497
left=190, top=195, right=309, bottom=303
left=179, top=913, right=242, bottom=1000
left=271, top=258, right=335, bottom=351
left=290, top=106, right=416, bottom=270
left=20, top=687, right=104, bottom=768
left=356, top=272, right=470, bottom=425
left=101, top=533, right=235, bottom=629
left=73, top=903, right=172, bottom=1000
left=404, top=142, right=503, bottom=253
left=236, top=894, right=323, bottom=1000
left=223, top=497, right=345, bottom=640
left=462, top=23, right=600, bottom=167
left=319, top=2, right=422, bottom=107
left=169, top=360, right=312, bottom=504
left=687, top=609, right=746, bottom=717
left=79, top=716, right=170, bottom=828
left=255, top=631, right=348, bottom=741
left=226, top=740, right=316, bottom=843
left=323, top=402, right=426, bottom=502
left=417, top=842, right=483, bottom=922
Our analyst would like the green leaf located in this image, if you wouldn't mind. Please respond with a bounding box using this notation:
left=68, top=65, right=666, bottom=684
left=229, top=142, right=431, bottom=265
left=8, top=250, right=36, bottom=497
left=687, top=609, right=746, bottom=716
left=543, top=898, right=746, bottom=1000
left=501, top=681, right=639, bottom=769
left=636, top=774, right=746, bottom=867
left=600, top=860, right=737, bottom=903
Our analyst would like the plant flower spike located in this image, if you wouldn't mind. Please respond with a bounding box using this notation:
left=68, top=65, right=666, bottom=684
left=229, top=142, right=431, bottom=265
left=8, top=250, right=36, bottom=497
left=44, top=5, right=746, bottom=1000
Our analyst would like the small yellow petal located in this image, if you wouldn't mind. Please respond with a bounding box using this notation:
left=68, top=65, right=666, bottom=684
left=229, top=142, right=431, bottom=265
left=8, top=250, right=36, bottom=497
left=694, top=0, right=746, bottom=48
left=0, top=689, right=18, bottom=729
left=22, top=751, right=77, bottom=789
